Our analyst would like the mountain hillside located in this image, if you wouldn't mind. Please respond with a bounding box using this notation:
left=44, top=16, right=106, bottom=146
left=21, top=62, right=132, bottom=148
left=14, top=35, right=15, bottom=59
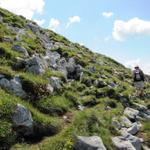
left=0, top=7, right=150, bottom=150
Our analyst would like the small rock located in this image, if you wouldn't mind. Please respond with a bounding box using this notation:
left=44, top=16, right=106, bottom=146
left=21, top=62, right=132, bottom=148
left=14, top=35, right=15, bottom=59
left=120, top=116, right=133, bottom=128
left=0, top=74, right=5, bottom=79
left=94, top=78, right=107, bottom=88
left=112, top=133, right=142, bottom=150
left=49, top=77, right=61, bottom=91
left=75, top=136, right=106, bottom=150
left=127, top=122, right=140, bottom=135
left=124, top=107, right=139, bottom=120
left=77, top=105, right=85, bottom=111
left=46, top=84, right=54, bottom=93
left=111, top=118, right=122, bottom=130
left=112, top=136, right=136, bottom=150
left=26, top=22, right=40, bottom=34
left=2, top=36, right=13, bottom=43
left=142, top=145, right=150, bottom=150
left=12, top=45, right=29, bottom=57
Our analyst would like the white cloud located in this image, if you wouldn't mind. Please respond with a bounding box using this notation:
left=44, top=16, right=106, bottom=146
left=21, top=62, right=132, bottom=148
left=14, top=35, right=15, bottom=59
left=66, top=16, right=81, bottom=28
left=48, top=18, right=60, bottom=31
left=102, top=11, right=114, bottom=18
left=125, top=59, right=150, bottom=75
left=113, top=17, right=150, bottom=41
left=0, top=0, right=45, bottom=19
left=34, top=19, right=45, bottom=26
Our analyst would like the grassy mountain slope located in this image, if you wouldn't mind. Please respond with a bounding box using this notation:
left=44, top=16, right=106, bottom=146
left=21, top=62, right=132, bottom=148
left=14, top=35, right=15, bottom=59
left=0, top=7, right=150, bottom=150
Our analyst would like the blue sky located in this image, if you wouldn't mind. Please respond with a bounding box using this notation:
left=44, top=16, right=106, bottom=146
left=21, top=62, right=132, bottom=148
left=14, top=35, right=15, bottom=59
left=0, top=0, right=150, bottom=74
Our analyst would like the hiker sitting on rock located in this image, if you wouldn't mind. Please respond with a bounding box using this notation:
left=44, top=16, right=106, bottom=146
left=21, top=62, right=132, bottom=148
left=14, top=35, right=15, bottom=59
left=133, top=66, right=145, bottom=98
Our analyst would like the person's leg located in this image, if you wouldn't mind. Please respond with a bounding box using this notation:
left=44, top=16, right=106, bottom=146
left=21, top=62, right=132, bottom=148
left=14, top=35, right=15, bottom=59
left=134, top=82, right=140, bottom=97
left=139, top=81, right=145, bottom=98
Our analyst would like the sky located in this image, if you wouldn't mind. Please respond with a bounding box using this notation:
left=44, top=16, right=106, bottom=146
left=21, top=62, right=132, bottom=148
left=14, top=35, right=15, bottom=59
left=0, top=0, right=150, bottom=74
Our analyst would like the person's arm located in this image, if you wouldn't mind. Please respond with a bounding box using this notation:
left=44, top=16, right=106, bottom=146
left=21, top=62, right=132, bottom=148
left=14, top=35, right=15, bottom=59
left=140, top=70, right=145, bottom=81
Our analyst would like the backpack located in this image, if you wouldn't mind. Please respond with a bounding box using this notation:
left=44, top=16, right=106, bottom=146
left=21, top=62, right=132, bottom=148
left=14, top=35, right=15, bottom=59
left=134, top=69, right=143, bottom=81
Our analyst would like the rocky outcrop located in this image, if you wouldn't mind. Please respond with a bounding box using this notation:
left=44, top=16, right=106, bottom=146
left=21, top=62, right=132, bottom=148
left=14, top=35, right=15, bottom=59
left=75, top=136, right=106, bottom=150
left=111, top=105, right=149, bottom=150
left=25, top=55, right=48, bottom=74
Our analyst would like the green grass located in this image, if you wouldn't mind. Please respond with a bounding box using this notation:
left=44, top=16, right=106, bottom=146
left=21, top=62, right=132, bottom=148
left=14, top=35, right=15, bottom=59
left=142, top=121, right=150, bottom=147
left=43, top=69, right=66, bottom=81
left=18, top=102, right=123, bottom=150
left=0, top=24, right=16, bottom=41
left=21, top=30, right=46, bottom=54
left=37, top=95, right=74, bottom=116
left=0, top=42, right=21, bottom=58
left=0, top=8, right=25, bottom=28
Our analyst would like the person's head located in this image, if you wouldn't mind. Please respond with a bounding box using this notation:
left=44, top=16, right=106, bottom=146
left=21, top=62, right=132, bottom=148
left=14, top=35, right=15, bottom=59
left=134, top=65, right=139, bottom=70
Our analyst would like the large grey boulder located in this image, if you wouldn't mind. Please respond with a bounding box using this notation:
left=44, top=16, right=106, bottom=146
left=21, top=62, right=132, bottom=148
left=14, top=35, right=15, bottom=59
left=124, top=134, right=142, bottom=150
left=25, top=55, right=48, bottom=74
left=12, top=104, right=33, bottom=127
left=75, top=136, right=106, bottom=150
left=39, top=34, right=54, bottom=50
left=9, top=76, right=26, bottom=98
left=0, top=78, right=11, bottom=90
left=0, top=76, right=26, bottom=98
left=12, top=44, right=29, bottom=57
left=45, top=51, right=61, bottom=69
left=124, top=107, right=139, bottom=120
left=12, top=104, right=33, bottom=135
left=66, top=58, right=83, bottom=80
left=57, top=57, right=68, bottom=76
left=49, top=76, right=61, bottom=91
